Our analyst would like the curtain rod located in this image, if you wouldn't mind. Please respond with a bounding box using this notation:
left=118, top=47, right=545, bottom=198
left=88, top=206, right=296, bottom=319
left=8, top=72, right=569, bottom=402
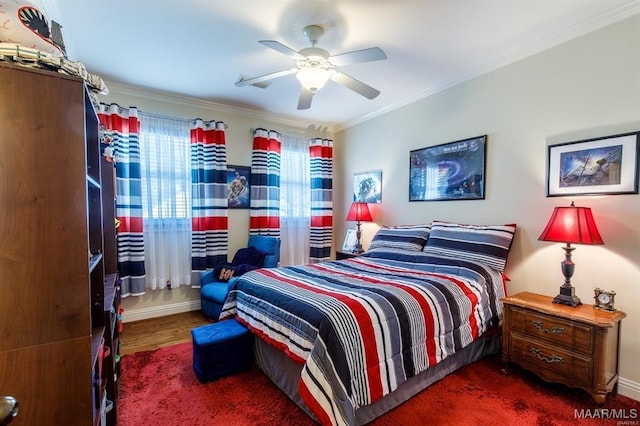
left=249, top=127, right=330, bottom=138
left=249, top=127, right=279, bottom=135
left=140, top=110, right=228, bottom=129
left=100, top=102, right=228, bottom=129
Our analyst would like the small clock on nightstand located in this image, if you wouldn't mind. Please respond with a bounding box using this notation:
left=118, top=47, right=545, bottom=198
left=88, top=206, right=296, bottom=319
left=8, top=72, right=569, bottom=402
left=594, top=288, right=616, bottom=311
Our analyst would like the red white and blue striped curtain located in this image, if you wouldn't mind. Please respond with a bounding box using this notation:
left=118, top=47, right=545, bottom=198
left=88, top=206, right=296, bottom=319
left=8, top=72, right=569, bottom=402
left=250, top=129, right=281, bottom=237
left=309, top=138, right=333, bottom=262
left=190, top=120, right=228, bottom=285
left=97, top=104, right=146, bottom=297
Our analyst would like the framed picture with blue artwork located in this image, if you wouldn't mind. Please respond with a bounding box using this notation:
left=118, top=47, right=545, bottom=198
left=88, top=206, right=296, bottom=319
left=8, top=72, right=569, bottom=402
left=353, top=170, right=382, bottom=203
left=546, top=131, right=639, bottom=196
left=409, top=135, right=487, bottom=201
left=227, top=165, right=251, bottom=208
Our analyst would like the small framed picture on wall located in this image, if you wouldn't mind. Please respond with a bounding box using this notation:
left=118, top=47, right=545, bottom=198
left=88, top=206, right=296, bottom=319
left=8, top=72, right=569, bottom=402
left=353, top=170, right=382, bottom=203
left=227, top=165, right=251, bottom=208
left=546, top=131, right=639, bottom=196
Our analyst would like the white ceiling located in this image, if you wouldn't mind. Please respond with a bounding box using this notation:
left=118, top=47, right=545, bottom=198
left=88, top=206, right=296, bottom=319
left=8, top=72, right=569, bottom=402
left=44, top=0, right=640, bottom=129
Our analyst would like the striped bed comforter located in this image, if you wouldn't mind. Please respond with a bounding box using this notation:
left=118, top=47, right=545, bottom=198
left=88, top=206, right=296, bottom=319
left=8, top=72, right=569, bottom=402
left=220, top=248, right=505, bottom=425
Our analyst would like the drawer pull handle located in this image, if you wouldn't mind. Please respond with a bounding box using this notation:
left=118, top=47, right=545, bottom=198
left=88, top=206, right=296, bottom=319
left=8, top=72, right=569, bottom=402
left=530, top=347, right=563, bottom=364
left=532, top=320, right=565, bottom=335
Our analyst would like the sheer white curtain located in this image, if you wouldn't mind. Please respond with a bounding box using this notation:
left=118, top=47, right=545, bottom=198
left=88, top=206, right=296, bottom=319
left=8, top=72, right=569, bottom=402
left=139, top=113, right=192, bottom=289
left=279, top=133, right=311, bottom=266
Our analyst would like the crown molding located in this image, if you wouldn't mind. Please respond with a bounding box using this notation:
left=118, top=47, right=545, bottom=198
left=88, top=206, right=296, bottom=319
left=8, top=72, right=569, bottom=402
left=103, top=81, right=336, bottom=133
left=334, top=2, right=640, bottom=132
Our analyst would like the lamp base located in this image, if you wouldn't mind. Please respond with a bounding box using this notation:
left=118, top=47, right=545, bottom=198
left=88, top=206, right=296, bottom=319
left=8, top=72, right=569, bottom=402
left=353, top=223, right=364, bottom=254
left=552, top=285, right=581, bottom=307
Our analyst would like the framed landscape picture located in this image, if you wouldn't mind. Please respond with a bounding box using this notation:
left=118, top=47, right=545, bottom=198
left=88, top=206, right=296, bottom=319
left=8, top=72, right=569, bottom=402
left=409, top=135, right=487, bottom=201
left=227, top=165, right=251, bottom=208
left=546, top=132, right=639, bottom=197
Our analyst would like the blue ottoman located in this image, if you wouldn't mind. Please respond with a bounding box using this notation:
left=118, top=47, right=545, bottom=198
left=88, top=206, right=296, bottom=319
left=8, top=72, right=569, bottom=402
left=191, top=318, right=254, bottom=383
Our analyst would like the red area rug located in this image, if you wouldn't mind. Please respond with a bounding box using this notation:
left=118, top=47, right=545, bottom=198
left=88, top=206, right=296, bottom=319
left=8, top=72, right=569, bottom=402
left=118, top=342, right=639, bottom=425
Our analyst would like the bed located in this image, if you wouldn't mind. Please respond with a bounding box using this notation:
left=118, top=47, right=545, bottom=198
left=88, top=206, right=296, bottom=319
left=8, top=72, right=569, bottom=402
left=220, top=221, right=516, bottom=425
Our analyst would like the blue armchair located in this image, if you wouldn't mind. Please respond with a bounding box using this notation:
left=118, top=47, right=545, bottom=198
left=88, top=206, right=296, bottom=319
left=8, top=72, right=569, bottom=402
left=200, top=236, right=280, bottom=319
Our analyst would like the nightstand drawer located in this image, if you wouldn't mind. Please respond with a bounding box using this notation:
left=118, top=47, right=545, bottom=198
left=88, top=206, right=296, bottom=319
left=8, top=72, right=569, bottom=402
left=510, top=333, right=592, bottom=387
left=511, top=307, right=593, bottom=354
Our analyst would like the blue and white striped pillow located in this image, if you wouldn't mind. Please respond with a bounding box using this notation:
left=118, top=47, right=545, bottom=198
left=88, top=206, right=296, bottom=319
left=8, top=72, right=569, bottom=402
left=423, top=221, right=516, bottom=272
left=369, top=224, right=431, bottom=252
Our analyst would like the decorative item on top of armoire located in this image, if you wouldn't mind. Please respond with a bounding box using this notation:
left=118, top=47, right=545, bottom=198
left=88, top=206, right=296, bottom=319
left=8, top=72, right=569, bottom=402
left=409, top=135, right=487, bottom=201
left=353, top=170, right=382, bottom=203
left=538, top=201, right=604, bottom=307
left=345, top=202, right=373, bottom=253
left=0, top=1, right=108, bottom=97
left=0, top=0, right=66, bottom=57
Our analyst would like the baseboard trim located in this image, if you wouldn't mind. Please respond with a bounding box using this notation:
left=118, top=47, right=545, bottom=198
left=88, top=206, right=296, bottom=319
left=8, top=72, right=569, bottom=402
left=122, top=300, right=201, bottom=323
left=619, top=376, right=640, bottom=402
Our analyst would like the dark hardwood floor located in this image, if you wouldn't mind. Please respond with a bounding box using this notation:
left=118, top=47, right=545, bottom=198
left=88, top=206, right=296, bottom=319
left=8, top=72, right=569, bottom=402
left=120, top=310, right=211, bottom=355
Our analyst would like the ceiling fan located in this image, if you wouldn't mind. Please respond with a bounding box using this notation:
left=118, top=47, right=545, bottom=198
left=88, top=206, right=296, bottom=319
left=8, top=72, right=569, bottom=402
left=235, top=24, right=387, bottom=110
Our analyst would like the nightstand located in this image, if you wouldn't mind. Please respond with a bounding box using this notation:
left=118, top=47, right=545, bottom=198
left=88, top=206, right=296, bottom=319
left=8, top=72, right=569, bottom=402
left=501, top=292, right=626, bottom=404
left=335, top=250, right=362, bottom=260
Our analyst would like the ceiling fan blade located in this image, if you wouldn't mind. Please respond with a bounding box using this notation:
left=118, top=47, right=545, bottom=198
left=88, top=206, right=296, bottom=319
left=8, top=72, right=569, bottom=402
left=235, top=69, right=295, bottom=87
left=329, top=47, right=387, bottom=67
left=297, top=87, right=313, bottom=110
left=259, top=40, right=307, bottom=60
left=330, top=71, right=380, bottom=100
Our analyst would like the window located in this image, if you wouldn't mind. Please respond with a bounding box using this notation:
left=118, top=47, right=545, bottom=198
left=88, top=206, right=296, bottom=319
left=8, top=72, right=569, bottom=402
left=279, top=133, right=311, bottom=265
left=280, top=134, right=311, bottom=219
left=139, top=114, right=192, bottom=221
left=138, top=113, right=193, bottom=288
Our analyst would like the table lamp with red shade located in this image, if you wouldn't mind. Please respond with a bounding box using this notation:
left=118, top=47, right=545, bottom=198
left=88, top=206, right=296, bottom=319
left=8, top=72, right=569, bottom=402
left=346, top=202, right=373, bottom=253
left=538, top=201, right=604, bottom=307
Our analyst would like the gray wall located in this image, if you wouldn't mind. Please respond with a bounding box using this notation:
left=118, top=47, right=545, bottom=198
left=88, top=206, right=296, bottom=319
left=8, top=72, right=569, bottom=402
left=335, top=15, right=640, bottom=393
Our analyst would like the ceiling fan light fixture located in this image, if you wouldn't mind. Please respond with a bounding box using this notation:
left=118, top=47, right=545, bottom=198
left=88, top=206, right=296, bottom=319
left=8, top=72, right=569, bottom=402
left=241, top=23, right=386, bottom=109
left=295, top=66, right=332, bottom=93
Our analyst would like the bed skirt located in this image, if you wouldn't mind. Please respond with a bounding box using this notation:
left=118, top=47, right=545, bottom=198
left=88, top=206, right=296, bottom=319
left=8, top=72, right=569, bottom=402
left=254, top=330, right=501, bottom=425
